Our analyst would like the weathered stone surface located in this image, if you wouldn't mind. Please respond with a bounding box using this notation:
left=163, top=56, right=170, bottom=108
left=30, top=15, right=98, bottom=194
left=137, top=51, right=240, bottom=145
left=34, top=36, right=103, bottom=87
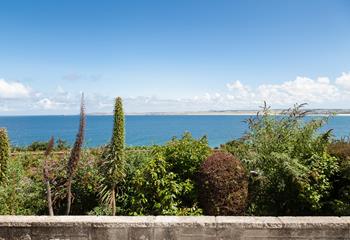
left=0, top=216, right=348, bottom=240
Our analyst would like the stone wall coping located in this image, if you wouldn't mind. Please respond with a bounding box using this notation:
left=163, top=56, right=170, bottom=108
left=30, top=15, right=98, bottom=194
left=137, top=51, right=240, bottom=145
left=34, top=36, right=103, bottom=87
left=0, top=216, right=348, bottom=229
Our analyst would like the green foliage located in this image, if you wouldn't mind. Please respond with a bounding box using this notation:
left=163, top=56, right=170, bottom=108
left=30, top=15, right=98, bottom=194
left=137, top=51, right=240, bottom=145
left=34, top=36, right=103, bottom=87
left=110, top=149, right=152, bottom=214
left=26, top=138, right=70, bottom=152
left=44, top=149, right=102, bottom=215
left=101, top=97, right=125, bottom=185
left=112, top=134, right=208, bottom=216
left=126, top=148, right=201, bottom=215
left=99, top=97, right=126, bottom=215
left=229, top=103, right=338, bottom=215
left=27, top=141, right=49, bottom=151
left=163, top=132, right=211, bottom=180
left=199, top=151, right=248, bottom=215
left=324, top=139, right=350, bottom=215
left=0, top=128, right=9, bottom=182
left=161, top=132, right=211, bottom=209
left=2, top=102, right=350, bottom=216
left=0, top=152, right=46, bottom=215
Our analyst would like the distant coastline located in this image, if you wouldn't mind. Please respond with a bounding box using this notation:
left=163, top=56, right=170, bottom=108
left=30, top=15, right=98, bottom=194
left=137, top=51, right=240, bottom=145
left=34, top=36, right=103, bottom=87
left=90, top=109, right=350, bottom=116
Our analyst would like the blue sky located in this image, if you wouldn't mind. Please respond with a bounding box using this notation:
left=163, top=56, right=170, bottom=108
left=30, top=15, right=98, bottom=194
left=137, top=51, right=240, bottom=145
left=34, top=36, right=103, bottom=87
left=0, top=0, right=350, bottom=114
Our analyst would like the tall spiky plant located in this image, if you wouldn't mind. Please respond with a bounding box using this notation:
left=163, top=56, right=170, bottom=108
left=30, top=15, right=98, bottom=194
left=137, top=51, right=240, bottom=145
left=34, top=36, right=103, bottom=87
left=100, top=97, right=125, bottom=216
left=0, top=128, right=9, bottom=182
left=66, top=94, right=86, bottom=215
left=43, top=136, right=55, bottom=216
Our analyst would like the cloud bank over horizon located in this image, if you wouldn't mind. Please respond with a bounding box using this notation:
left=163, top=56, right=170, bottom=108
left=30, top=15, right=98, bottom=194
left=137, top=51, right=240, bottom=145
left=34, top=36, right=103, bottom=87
left=0, top=72, right=350, bottom=115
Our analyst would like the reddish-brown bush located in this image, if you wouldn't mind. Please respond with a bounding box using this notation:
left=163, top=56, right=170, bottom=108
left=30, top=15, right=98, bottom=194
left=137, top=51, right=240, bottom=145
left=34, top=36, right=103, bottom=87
left=328, top=140, right=350, bottom=161
left=199, top=151, right=248, bottom=215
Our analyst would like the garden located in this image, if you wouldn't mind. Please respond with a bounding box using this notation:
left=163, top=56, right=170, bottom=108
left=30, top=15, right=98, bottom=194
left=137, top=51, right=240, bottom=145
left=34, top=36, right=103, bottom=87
left=0, top=98, right=349, bottom=216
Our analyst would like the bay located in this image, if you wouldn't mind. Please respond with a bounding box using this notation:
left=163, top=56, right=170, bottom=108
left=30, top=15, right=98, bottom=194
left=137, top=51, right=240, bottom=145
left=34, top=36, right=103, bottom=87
left=0, top=115, right=349, bottom=147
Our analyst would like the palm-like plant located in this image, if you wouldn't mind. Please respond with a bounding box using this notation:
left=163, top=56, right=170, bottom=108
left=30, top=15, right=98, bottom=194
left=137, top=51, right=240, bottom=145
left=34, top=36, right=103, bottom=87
left=66, top=94, right=86, bottom=215
left=100, top=97, right=125, bottom=215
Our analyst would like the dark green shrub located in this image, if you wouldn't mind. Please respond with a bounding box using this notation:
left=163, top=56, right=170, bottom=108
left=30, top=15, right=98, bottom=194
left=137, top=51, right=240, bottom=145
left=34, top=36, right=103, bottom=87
left=0, top=128, right=9, bottom=182
left=323, top=139, right=350, bottom=215
left=27, top=141, right=49, bottom=151
left=199, top=151, right=248, bottom=215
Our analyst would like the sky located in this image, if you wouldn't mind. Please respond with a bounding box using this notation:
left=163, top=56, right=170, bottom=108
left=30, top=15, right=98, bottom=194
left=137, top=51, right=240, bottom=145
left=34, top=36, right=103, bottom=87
left=0, top=0, right=350, bottom=115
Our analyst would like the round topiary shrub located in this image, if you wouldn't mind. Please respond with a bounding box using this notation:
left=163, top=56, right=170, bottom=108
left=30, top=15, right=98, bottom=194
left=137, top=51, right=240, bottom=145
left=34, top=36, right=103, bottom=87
left=199, top=151, right=248, bottom=215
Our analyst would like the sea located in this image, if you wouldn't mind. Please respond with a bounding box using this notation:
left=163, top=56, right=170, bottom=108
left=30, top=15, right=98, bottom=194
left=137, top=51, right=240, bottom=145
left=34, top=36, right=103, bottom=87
left=0, top=115, right=349, bottom=148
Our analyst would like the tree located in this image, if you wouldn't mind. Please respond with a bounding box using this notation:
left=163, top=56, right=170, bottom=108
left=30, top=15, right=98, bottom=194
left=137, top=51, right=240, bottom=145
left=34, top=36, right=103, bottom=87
left=66, top=94, right=86, bottom=215
left=43, top=137, right=54, bottom=216
left=0, top=128, right=9, bottom=182
left=100, top=97, right=125, bottom=216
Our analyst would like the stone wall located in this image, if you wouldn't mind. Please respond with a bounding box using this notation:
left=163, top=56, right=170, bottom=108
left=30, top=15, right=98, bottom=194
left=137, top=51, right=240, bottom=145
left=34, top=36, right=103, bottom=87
left=0, top=216, right=349, bottom=240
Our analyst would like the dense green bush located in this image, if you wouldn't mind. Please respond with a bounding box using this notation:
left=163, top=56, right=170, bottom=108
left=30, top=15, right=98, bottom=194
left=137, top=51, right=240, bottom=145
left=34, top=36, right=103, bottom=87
left=199, top=151, right=248, bottom=215
left=26, top=138, right=70, bottom=152
left=224, top=103, right=338, bottom=215
left=27, top=141, right=49, bottom=151
left=126, top=148, right=192, bottom=215
left=114, top=133, right=209, bottom=216
left=44, top=149, right=101, bottom=215
left=0, top=128, right=9, bottom=182
left=162, top=132, right=211, bottom=209
left=0, top=152, right=46, bottom=215
left=163, top=132, right=211, bottom=180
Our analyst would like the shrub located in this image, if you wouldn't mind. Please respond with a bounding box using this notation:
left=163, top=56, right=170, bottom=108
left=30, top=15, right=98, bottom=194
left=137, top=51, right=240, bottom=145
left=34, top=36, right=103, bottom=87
left=162, top=132, right=211, bottom=209
left=239, top=103, right=338, bottom=215
left=199, top=151, right=248, bottom=215
left=163, top=132, right=211, bottom=180
left=0, top=128, right=9, bottom=182
left=127, top=148, right=195, bottom=215
left=0, top=152, right=46, bottom=215
left=115, top=149, right=153, bottom=215
left=323, top=139, right=350, bottom=215
left=328, top=138, right=350, bottom=161
left=27, top=141, right=48, bottom=151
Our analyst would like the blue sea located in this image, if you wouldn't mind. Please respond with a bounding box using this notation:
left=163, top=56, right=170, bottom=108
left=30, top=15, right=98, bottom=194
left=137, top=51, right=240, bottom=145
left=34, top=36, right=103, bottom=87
left=0, top=115, right=349, bottom=147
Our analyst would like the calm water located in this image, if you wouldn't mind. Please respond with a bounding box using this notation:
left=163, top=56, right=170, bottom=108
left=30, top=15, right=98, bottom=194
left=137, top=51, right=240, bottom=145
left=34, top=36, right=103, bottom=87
left=0, top=115, right=349, bottom=147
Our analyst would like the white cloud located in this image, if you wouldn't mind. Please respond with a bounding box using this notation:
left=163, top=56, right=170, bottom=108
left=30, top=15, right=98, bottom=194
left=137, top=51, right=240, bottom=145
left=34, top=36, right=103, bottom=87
left=37, top=98, right=59, bottom=110
left=0, top=79, right=31, bottom=99
left=335, top=72, right=350, bottom=90
left=1, top=71, right=350, bottom=114
left=256, top=76, right=339, bottom=105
